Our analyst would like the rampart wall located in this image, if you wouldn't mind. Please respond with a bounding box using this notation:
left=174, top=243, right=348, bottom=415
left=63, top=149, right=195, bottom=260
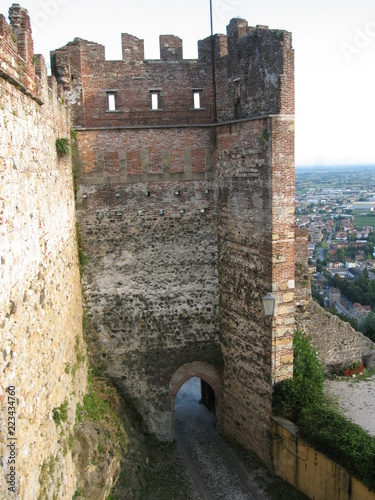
left=53, top=14, right=295, bottom=464
left=295, top=229, right=375, bottom=370
left=0, top=6, right=86, bottom=499
left=52, top=15, right=296, bottom=463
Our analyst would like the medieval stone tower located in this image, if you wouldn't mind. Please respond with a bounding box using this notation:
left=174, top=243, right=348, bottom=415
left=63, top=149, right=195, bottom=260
left=1, top=5, right=295, bottom=496
left=52, top=17, right=295, bottom=464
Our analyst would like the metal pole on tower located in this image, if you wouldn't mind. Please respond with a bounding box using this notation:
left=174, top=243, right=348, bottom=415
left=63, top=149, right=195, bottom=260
left=210, top=0, right=218, bottom=123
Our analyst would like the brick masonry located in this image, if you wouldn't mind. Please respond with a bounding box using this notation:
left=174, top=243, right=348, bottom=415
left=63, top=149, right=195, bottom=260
left=0, top=6, right=86, bottom=499
left=51, top=16, right=296, bottom=465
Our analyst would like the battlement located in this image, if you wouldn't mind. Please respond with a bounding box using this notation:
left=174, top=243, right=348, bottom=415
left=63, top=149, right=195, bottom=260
left=0, top=5, right=40, bottom=97
left=0, top=4, right=65, bottom=105
left=52, top=18, right=293, bottom=129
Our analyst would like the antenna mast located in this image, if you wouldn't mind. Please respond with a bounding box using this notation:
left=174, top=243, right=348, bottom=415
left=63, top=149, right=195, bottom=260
left=210, top=0, right=218, bottom=123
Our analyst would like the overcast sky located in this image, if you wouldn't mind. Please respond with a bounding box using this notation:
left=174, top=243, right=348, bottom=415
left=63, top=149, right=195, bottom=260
left=1, top=0, right=375, bottom=167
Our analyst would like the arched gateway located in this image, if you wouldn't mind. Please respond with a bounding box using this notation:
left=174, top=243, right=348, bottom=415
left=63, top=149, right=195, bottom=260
left=170, top=362, right=222, bottom=437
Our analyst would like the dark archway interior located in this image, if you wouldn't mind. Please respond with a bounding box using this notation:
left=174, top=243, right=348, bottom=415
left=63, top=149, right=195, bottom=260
left=200, top=379, right=216, bottom=414
left=174, top=377, right=217, bottom=435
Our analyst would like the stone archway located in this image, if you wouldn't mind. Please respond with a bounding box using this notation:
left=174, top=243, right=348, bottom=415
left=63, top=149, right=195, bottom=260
left=170, top=362, right=222, bottom=437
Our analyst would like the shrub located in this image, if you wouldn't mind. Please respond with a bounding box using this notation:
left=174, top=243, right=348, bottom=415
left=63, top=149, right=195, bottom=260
left=52, top=400, right=69, bottom=426
left=299, top=406, right=375, bottom=491
left=273, top=330, right=324, bottom=420
left=273, top=330, right=375, bottom=492
left=56, top=137, right=70, bottom=156
left=359, top=312, right=375, bottom=342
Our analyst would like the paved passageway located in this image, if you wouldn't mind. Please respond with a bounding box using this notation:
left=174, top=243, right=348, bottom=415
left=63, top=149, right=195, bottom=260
left=175, top=378, right=267, bottom=500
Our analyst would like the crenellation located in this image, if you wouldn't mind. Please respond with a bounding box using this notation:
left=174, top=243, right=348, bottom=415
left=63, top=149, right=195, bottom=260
left=121, top=33, right=145, bottom=62
left=227, top=17, right=249, bottom=44
left=8, top=4, right=35, bottom=85
left=160, top=34, right=183, bottom=61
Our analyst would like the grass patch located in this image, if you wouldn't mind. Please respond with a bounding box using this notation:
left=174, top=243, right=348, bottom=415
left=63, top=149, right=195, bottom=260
left=56, top=137, right=70, bottom=156
left=354, top=215, right=375, bottom=229
left=52, top=400, right=69, bottom=426
left=75, top=378, right=129, bottom=455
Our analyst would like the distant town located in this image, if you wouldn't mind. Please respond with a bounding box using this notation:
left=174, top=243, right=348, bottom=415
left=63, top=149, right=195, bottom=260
left=296, top=165, right=375, bottom=336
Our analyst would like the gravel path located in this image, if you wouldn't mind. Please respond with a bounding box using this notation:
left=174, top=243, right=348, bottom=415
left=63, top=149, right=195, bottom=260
left=324, top=373, right=375, bottom=436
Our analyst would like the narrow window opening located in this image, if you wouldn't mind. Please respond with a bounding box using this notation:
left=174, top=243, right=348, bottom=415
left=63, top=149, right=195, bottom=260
left=108, top=93, right=116, bottom=111
left=151, top=92, right=159, bottom=110
left=235, top=80, right=241, bottom=100
left=193, top=92, right=201, bottom=109
left=234, top=79, right=241, bottom=118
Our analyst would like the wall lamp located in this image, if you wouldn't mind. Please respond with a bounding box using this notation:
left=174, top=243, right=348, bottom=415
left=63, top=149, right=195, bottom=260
left=262, top=292, right=276, bottom=317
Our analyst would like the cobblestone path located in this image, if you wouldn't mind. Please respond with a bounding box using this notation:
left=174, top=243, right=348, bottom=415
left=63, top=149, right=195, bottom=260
left=175, top=378, right=267, bottom=500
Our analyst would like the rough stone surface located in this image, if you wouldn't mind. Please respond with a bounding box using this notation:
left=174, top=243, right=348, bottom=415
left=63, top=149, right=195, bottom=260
left=80, top=198, right=221, bottom=439
left=295, top=230, right=375, bottom=370
left=296, top=301, right=375, bottom=370
left=0, top=6, right=87, bottom=499
left=217, top=116, right=295, bottom=464
left=73, top=421, right=120, bottom=499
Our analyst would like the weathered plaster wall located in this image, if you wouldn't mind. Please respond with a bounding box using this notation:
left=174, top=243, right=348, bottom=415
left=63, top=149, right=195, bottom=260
left=273, top=416, right=375, bottom=500
left=0, top=6, right=86, bottom=499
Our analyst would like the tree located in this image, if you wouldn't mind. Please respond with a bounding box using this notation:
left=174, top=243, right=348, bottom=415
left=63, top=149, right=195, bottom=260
left=359, top=313, right=375, bottom=342
left=337, top=247, right=345, bottom=264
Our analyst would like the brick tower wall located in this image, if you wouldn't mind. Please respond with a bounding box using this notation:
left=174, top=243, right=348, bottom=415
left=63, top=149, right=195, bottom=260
left=215, top=20, right=295, bottom=464
left=52, top=35, right=214, bottom=128
left=53, top=17, right=295, bottom=462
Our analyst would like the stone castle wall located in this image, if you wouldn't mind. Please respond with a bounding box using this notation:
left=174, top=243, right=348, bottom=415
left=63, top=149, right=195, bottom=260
left=295, top=229, right=375, bottom=370
left=72, top=123, right=220, bottom=438
left=0, top=6, right=86, bottom=499
left=52, top=15, right=295, bottom=464
left=77, top=173, right=221, bottom=438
